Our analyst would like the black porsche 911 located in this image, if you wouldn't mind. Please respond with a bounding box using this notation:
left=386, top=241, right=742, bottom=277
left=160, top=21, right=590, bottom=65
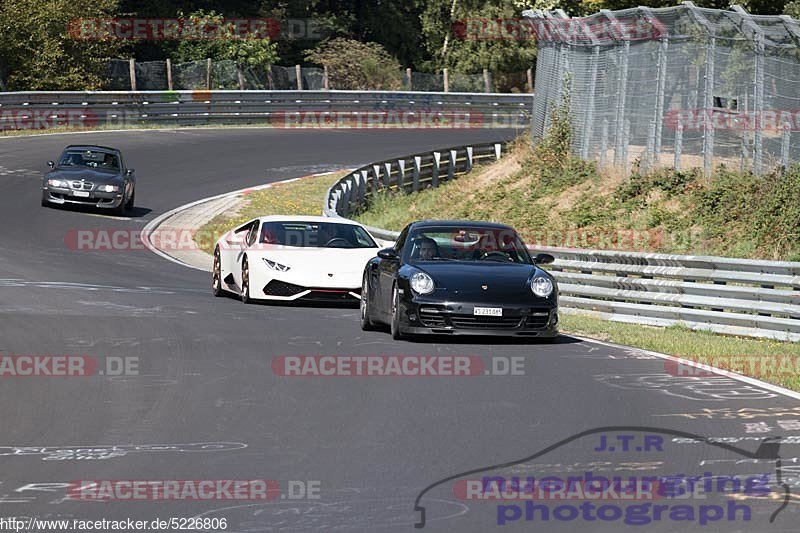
left=41, top=145, right=136, bottom=215
left=360, top=220, right=559, bottom=340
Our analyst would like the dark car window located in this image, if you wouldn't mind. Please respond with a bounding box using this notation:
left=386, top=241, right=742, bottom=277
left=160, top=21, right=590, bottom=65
left=58, top=150, right=120, bottom=170
left=258, top=222, right=377, bottom=249
left=403, top=226, right=532, bottom=264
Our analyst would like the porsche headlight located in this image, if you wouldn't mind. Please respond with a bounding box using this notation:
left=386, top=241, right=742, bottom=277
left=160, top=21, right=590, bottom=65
left=263, top=257, right=290, bottom=272
left=46, top=178, right=69, bottom=188
left=98, top=184, right=120, bottom=192
left=410, top=272, right=434, bottom=295
left=531, top=276, right=554, bottom=298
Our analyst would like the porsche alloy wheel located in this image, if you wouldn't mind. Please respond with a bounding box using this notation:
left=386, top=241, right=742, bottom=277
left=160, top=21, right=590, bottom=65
left=390, top=284, right=405, bottom=340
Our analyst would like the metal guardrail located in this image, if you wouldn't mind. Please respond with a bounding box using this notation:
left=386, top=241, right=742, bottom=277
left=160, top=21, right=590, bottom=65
left=323, top=141, right=506, bottom=241
left=324, top=144, right=800, bottom=342
left=0, top=90, right=532, bottom=129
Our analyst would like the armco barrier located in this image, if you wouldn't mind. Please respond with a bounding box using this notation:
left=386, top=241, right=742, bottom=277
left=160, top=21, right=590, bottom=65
left=0, top=90, right=532, bottom=130
left=324, top=144, right=800, bottom=342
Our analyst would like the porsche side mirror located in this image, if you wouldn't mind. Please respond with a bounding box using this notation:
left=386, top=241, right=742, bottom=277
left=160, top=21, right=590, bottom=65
left=377, top=247, right=398, bottom=260
left=533, top=253, right=555, bottom=265
left=47, top=161, right=55, bottom=168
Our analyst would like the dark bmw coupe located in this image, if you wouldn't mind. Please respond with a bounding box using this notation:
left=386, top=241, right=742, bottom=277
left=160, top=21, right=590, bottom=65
left=360, top=220, right=558, bottom=340
left=41, top=145, right=136, bottom=215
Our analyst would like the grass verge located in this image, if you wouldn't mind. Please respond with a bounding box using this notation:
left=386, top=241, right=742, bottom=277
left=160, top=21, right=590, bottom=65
left=195, top=171, right=347, bottom=255
left=561, top=313, right=800, bottom=392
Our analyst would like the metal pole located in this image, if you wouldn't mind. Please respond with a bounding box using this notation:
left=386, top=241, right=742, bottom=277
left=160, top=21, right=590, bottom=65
left=206, top=58, right=212, bottom=90
left=753, top=37, right=764, bottom=175
left=296, top=64, right=303, bottom=90
left=483, top=69, right=491, bottom=93
left=675, top=117, right=683, bottom=170
left=613, top=41, right=629, bottom=167
left=129, top=58, right=136, bottom=91
left=406, top=68, right=413, bottom=90
left=600, top=119, right=609, bottom=167
left=443, top=69, right=449, bottom=92
left=702, top=33, right=715, bottom=176
left=581, top=46, right=600, bottom=159
left=781, top=122, right=791, bottom=168
left=166, top=58, right=173, bottom=90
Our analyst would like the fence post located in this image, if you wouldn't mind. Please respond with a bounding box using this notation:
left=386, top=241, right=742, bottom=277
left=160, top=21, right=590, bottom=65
left=622, top=119, right=631, bottom=172
left=645, top=121, right=657, bottom=172
left=443, top=69, right=449, bottom=92
left=432, top=152, right=441, bottom=187
left=600, top=119, right=609, bottom=167
left=702, top=33, right=716, bottom=176
left=483, top=69, right=492, bottom=93
left=494, top=143, right=503, bottom=160
left=129, top=58, right=136, bottom=91
left=323, top=65, right=329, bottom=89
left=613, top=41, right=629, bottom=168
left=359, top=170, right=368, bottom=202
left=166, top=58, right=173, bottom=90
left=448, top=149, right=457, bottom=180
left=383, top=162, right=392, bottom=188
left=296, top=64, right=303, bottom=90
left=412, top=156, right=421, bottom=192
left=526, top=68, right=533, bottom=93
left=674, top=117, right=683, bottom=170
left=237, top=67, right=245, bottom=90
left=781, top=122, right=791, bottom=168
left=397, top=159, right=406, bottom=189
left=406, top=68, right=413, bottom=90
left=466, top=146, right=474, bottom=171
left=372, top=164, right=382, bottom=192
left=206, top=58, right=212, bottom=90
left=581, top=46, right=600, bottom=159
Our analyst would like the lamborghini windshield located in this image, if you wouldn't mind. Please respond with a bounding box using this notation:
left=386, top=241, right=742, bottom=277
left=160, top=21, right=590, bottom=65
left=259, top=221, right=378, bottom=249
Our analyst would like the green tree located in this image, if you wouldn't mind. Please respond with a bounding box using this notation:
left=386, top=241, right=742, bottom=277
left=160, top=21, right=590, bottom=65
left=419, top=0, right=536, bottom=84
left=304, top=37, right=402, bottom=90
left=0, top=0, right=123, bottom=90
left=172, top=10, right=278, bottom=70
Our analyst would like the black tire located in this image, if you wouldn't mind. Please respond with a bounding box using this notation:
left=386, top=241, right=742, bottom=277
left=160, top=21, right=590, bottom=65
left=41, top=193, right=49, bottom=207
left=241, top=256, right=253, bottom=304
left=112, top=195, right=126, bottom=216
left=360, top=275, right=376, bottom=331
left=124, top=190, right=135, bottom=212
left=390, top=284, right=405, bottom=340
left=212, top=247, right=224, bottom=297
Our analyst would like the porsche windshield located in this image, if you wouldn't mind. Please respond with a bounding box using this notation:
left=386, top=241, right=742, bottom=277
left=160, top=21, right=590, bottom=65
left=405, top=227, right=532, bottom=264
left=259, top=222, right=377, bottom=248
left=58, top=150, right=120, bottom=170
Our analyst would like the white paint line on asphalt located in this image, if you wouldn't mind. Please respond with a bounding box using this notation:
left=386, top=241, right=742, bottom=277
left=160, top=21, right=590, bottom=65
left=575, top=335, right=800, bottom=402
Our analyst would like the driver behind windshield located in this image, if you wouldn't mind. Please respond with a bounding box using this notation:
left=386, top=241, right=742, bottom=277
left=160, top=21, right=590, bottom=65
left=414, top=237, right=441, bottom=260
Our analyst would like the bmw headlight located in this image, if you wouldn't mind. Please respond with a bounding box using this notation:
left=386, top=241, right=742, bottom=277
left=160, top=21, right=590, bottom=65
left=410, top=272, right=434, bottom=295
left=263, top=257, right=290, bottom=272
left=46, top=178, right=69, bottom=188
left=98, top=184, right=120, bottom=193
left=531, top=276, right=554, bottom=298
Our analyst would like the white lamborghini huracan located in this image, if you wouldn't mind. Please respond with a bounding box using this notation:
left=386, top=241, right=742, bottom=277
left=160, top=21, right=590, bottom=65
left=212, top=216, right=380, bottom=303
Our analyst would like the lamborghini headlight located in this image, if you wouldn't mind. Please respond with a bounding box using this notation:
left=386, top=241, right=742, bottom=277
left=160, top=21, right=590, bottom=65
left=263, top=257, right=291, bottom=272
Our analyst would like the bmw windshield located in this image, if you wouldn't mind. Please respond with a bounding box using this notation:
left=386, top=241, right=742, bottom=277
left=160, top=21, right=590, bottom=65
left=58, top=150, right=120, bottom=170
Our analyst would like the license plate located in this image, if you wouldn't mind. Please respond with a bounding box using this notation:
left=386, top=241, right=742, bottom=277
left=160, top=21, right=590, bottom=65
left=474, top=307, right=502, bottom=316
left=72, top=191, right=90, bottom=198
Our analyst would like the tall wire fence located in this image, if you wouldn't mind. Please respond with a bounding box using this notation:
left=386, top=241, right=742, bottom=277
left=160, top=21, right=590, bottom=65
left=105, top=59, right=533, bottom=93
left=527, top=2, right=800, bottom=175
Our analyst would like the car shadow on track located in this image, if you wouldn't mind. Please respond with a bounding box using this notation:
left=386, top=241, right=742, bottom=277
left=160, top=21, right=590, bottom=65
left=399, top=333, right=583, bottom=346
left=43, top=202, right=152, bottom=219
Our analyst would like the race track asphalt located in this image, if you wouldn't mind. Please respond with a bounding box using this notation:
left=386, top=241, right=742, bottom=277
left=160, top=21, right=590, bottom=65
left=0, top=127, right=798, bottom=532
